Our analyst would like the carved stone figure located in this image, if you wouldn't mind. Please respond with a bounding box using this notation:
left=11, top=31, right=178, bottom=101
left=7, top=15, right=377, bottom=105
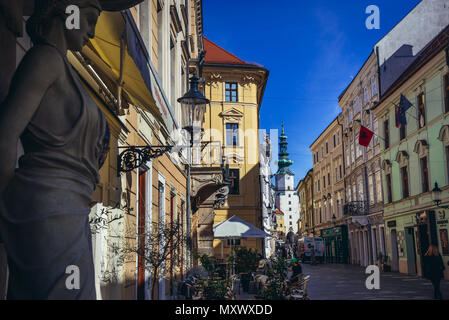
left=0, top=0, right=141, bottom=300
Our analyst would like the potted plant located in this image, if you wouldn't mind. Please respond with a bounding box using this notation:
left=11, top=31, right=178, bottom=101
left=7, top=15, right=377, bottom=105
left=233, top=247, right=262, bottom=292
left=255, top=255, right=289, bottom=300
left=194, top=252, right=217, bottom=277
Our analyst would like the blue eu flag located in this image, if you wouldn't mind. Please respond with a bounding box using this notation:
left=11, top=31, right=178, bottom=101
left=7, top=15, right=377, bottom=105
left=397, top=94, right=413, bottom=127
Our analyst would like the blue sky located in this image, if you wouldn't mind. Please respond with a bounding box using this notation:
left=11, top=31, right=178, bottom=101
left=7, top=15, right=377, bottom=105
left=203, top=0, right=421, bottom=182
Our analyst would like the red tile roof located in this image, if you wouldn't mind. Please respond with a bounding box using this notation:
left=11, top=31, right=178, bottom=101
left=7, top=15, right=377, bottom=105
left=203, top=37, right=249, bottom=65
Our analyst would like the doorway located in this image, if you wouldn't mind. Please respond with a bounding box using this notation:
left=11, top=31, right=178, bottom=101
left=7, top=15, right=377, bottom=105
left=137, top=170, right=147, bottom=300
left=391, top=229, right=399, bottom=272
left=405, top=227, right=417, bottom=275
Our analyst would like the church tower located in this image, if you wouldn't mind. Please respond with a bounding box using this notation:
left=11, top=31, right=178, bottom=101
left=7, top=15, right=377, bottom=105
left=275, top=122, right=300, bottom=235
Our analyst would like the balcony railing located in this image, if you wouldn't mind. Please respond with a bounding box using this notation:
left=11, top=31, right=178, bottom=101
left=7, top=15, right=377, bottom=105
left=192, top=141, right=223, bottom=167
left=343, top=201, right=369, bottom=216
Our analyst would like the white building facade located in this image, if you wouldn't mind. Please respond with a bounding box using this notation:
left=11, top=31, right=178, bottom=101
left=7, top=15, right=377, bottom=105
left=260, top=133, right=275, bottom=257
left=274, top=124, right=300, bottom=235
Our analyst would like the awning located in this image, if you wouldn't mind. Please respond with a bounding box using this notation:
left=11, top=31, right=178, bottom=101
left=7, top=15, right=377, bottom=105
left=213, top=216, right=272, bottom=239
left=23, top=0, right=146, bottom=13
left=83, top=10, right=177, bottom=134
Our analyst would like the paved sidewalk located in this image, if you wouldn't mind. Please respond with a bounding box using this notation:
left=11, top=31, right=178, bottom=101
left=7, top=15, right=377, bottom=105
left=302, top=263, right=449, bottom=300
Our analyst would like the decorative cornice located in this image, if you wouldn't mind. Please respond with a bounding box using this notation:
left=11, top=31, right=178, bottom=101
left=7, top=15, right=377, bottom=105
left=395, top=150, right=409, bottom=167
left=204, top=69, right=266, bottom=87
left=413, top=139, right=429, bottom=157
left=438, top=125, right=449, bottom=144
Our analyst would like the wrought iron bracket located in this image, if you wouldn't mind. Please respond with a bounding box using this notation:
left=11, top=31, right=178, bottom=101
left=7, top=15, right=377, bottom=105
left=117, top=145, right=173, bottom=175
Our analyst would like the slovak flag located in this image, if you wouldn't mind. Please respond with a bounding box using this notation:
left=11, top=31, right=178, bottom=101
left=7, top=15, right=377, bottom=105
left=359, top=125, right=374, bottom=147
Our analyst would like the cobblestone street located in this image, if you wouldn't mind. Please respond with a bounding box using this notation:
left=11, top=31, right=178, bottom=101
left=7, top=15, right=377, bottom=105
left=302, top=263, right=449, bottom=300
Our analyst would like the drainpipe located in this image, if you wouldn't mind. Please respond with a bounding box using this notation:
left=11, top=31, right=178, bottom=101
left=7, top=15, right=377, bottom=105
left=337, top=115, right=349, bottom=263
left=185, top=3, right=192, bottom=271
left=337, top=116, right=346, bottom=204
left=376, top=46, right=382, bottom=99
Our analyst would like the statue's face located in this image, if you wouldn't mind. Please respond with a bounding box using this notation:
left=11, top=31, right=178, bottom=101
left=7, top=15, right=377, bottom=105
left=65, top=7, right=100, bottom=51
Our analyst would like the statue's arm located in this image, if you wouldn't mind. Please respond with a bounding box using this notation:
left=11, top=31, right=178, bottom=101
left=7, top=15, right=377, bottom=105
left=0, top=45, right=63, bottom=193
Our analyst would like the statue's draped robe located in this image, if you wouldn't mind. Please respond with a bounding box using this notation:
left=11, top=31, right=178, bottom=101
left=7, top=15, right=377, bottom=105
left=0, top=45, right=109, bottom=299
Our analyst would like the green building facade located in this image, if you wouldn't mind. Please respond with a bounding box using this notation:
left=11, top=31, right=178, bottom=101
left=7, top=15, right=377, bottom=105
left=374, top=34, right=449, bottom=279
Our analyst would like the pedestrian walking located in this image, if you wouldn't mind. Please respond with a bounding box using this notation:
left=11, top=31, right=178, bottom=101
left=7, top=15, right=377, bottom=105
left=423, top=245, right=446, bottom=300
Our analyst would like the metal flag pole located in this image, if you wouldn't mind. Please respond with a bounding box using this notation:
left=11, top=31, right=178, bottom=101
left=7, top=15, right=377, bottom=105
left=389, top=100, right=419, bottom=122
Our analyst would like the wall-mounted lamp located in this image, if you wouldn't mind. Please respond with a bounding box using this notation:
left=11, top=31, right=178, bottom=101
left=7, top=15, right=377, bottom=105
left=432, top=182, right=449, bottom=209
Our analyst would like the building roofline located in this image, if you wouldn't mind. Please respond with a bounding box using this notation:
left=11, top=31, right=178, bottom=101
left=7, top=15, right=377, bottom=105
left=338, top=50, right=376, bottom=102
left=203, top=62, right=268, bottom=72
left=203, top=63, right=269, bottom=111
left=372, top=25, right=449, bottom=111
left=373, top=0, right=425, bottom=51
left=309, top=115, right=341, bottom=149
left=203, top=37, right=249, bottom=65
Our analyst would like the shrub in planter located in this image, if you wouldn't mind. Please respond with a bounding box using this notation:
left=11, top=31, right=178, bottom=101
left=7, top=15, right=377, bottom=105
left=201, top=279, right=228, bottom=300
left=234, top=247, right=262, bottom=274
left=194, top=252, right=217, bottom=277
left=256, top=255, right=289, bottom=300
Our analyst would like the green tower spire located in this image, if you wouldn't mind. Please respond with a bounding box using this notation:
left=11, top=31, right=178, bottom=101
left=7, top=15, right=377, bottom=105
left=276, top=122, right=294, bottom=175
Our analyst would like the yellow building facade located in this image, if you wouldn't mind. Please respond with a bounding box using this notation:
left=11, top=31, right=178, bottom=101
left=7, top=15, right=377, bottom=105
left=297, top=169, right=314, bottom=237
left=70, top=0, right=205, bottom=300
left=310, top=116, right=345, bottom=234
left=273, top=209, right=286, bottom=239
left=201, top=38, right=269, bottom=260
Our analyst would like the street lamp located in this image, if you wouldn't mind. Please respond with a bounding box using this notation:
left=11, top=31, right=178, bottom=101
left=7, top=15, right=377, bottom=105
left=117, top=76, right=209, bottom=174
left=432, top=182, right=449, bottom=209
left=178, top=75, right=210, bottom=147
left=177, top=74, right=209, bottom=271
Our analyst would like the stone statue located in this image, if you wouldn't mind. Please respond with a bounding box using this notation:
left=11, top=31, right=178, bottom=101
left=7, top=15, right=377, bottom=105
left=0, top=0, right=140, bottom=299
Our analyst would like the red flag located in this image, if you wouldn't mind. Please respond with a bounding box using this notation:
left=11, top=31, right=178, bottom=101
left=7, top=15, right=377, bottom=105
left=359, top=125, right=374, bottom=147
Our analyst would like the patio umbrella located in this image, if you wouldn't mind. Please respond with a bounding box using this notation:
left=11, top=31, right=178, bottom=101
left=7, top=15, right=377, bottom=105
left=213, top=215, right=272, bottom=239
left=213, top=216, right=271, bottom=275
